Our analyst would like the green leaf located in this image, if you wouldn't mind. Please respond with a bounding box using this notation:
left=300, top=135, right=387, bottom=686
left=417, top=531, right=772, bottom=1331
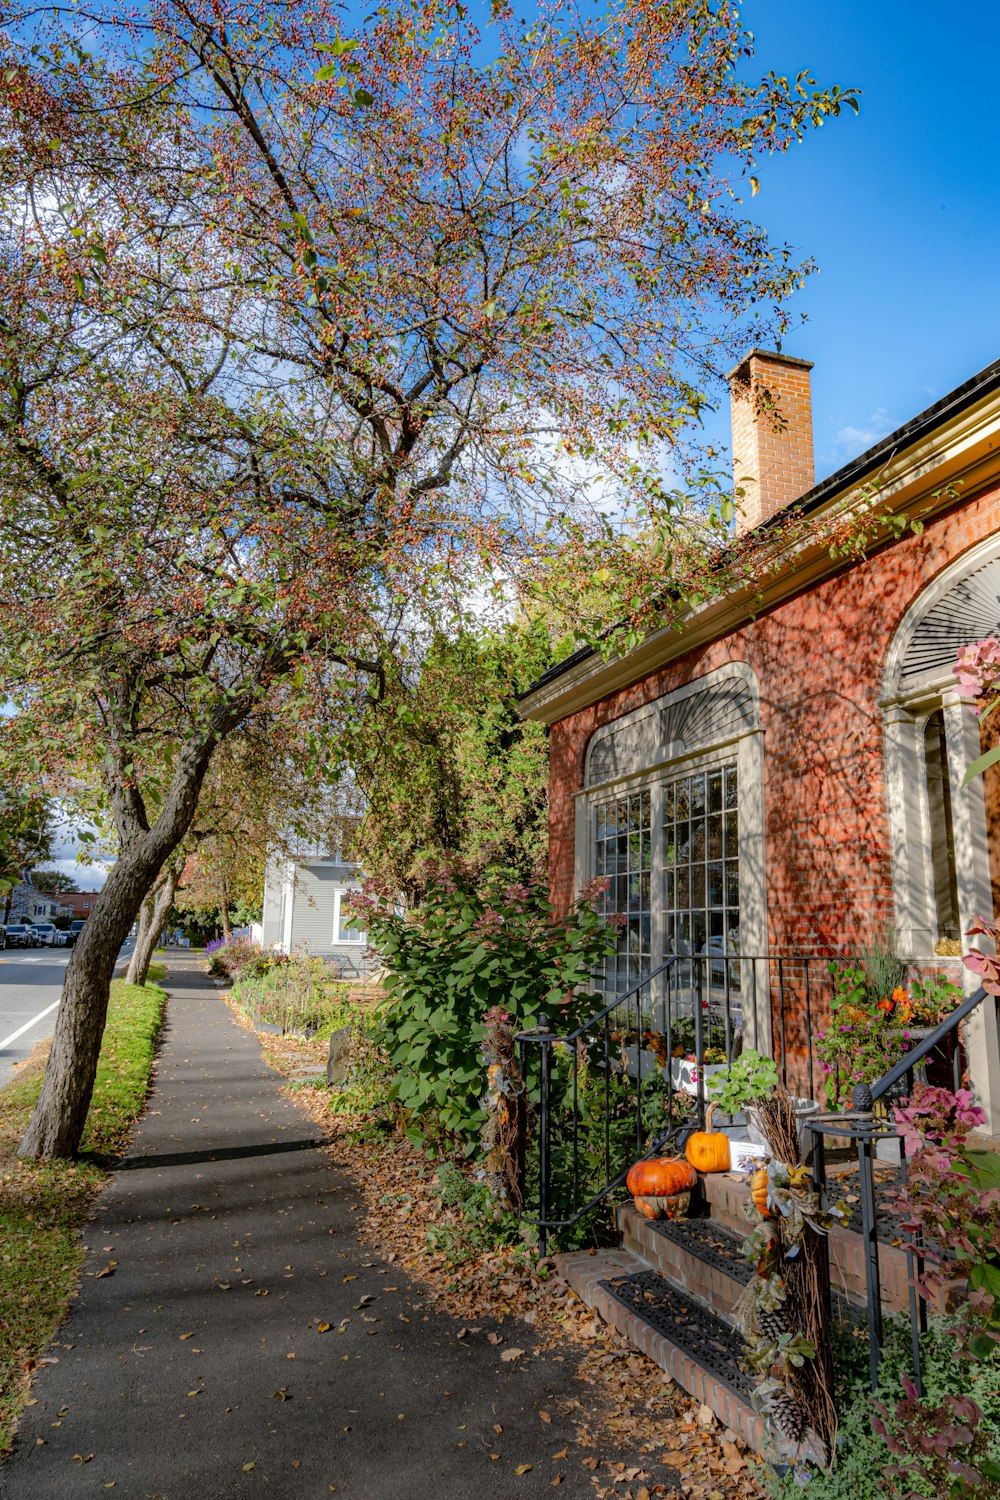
left=962, top=741, right=1000, bottom=785
left=965, top=1149, right=1000, bottom=1189
left=354, top=88, right=374, bottom=107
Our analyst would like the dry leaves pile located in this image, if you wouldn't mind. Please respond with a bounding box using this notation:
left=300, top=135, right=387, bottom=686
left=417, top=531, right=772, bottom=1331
left=241, top=1006, right=766, bottom=1500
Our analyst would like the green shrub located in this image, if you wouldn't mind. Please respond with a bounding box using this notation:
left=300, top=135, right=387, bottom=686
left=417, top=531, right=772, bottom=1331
left=354, top=868, right=620, bottom=1147
left=232, top=958, right=365, bottom=1036
left=424, top=1163, right=526, bottom=1265
left=765, top=1318, right=1000, bottom=1499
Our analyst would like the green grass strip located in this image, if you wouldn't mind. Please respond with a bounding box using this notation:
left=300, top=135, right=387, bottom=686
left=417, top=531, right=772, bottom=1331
left=0, top=973, right=166, bottom=1458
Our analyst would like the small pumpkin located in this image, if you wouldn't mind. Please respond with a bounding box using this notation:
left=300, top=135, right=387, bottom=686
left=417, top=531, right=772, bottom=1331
left=684, top=1103, right=731, bottom=1174
left=626, top=1156, right=698, bottom=1199
left=750, top=1166, right=772, bottom=1217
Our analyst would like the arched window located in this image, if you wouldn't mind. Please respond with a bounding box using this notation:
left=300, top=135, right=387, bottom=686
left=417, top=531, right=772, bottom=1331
left=882, top=538, right=1000, bottom=957
left=579, top=663, right=765, bottom=1000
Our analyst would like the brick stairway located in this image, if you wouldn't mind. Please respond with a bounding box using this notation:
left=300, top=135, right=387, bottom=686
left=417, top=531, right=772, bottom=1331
left=555, top=1169, right=920, bottom=1454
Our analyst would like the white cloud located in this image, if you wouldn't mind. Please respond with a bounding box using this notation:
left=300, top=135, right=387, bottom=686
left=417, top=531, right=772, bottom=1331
left=818, top=407, right=895, bottom=472
left=44, top=811, right=112, bottom=891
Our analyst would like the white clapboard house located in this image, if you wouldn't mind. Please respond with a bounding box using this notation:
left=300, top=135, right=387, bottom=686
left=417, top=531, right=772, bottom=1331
left=260, top=847, right=374, bottom=977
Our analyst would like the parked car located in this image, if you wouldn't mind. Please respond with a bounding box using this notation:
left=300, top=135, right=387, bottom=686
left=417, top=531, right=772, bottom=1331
left=31, top=923, right=66, bottom=947
left=5, top=923, right=36, bottom=947
left=66, top=919, right=87, bottom=947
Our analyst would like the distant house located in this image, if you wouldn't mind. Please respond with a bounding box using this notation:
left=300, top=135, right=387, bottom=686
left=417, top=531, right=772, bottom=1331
left=58, top=890, right=102, bottom=920
left=6, top=877, right=73, bottom=922
left=260, top=850, right=373, bottom=977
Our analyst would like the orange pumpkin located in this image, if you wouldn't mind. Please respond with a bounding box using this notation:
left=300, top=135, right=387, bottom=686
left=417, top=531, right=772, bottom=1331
left=626, top=1157, right=697, bottom=1199
left=750, top=1166, right=772, bottom=1217
left=684, top=1104, right=731, bottom=1174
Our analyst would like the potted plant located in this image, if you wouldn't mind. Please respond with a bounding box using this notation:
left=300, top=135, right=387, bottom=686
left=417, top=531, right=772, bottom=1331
left=907, top=975, right=964, bottom=1089
left=708, top=1049, right=819, bottom=1156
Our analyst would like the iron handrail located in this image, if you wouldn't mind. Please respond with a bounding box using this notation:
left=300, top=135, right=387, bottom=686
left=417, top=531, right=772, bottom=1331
left=812, top=980, right=994, bottom=1396
left=513, top=955, right=680, bottom=1049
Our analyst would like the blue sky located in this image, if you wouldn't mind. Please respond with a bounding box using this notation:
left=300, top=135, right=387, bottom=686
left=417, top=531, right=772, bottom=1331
left=698, top=1, right=1000, bottom=480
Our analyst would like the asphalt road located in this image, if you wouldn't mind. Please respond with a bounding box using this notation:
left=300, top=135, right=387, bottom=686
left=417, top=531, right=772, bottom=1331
left=0, top=939, right=135, bottom=1091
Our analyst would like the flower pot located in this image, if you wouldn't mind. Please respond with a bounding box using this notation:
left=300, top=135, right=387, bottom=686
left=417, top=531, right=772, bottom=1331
left=623, top=1045, right=661, bottom=1080
left=670, top=1057, right=727, bottom=1098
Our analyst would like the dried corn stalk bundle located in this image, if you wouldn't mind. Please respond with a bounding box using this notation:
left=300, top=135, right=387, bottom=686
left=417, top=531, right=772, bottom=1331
left=481, top=1005, right=525, bottom=1211
left=736, top=1087, right=846, bottom=1470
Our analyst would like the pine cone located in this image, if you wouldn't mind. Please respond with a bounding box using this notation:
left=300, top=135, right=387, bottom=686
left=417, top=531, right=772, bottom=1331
left=769, top=1388, right=806, bottom=1442
left=757, top=1307, right=791, bottom=1342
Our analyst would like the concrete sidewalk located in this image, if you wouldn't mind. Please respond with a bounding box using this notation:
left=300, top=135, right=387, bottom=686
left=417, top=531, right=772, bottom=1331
left=0, top=961, right=607, bottom=1499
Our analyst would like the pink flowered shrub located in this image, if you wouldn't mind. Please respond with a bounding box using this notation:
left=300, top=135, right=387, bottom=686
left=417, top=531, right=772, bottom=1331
left=893, top=1083, right=1000, bottom=1356
left=955, top=636, right=1000, bottom=713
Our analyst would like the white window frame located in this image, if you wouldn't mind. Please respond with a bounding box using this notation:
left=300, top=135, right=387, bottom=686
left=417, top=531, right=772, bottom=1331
left=574, top=663, right=768, bottom=1050
left=881, top=535, right=1000, bottom=1134
left=333, top=889, right=366, bottom=946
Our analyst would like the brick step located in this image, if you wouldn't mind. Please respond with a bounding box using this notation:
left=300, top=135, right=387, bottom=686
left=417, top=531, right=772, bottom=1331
left=696, top=1171, right=920, bottom=1315
left=555, top=1249, right=767, bottom=1453
left=620, top=1204, right=751, bottom=1319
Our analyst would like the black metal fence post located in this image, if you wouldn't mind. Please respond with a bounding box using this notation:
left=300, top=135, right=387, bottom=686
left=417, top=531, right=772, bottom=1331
left=852, top=1084, right=884, bottom=1390
left=537, top=1014, right=550, bottom=1257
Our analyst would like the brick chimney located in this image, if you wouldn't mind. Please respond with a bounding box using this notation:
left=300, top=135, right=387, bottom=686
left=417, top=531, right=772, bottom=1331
left=727, top=349, right=815, bottom=534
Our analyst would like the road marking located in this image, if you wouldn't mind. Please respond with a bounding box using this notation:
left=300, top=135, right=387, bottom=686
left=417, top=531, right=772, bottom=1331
left=0, top=1000, right=61, bottom=1051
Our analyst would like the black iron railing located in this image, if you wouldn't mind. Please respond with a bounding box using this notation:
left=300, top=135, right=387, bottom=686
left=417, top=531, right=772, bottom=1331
left=515, top=950, right=859, bottom=1252
left=809, top=984, right=993, bottom=1394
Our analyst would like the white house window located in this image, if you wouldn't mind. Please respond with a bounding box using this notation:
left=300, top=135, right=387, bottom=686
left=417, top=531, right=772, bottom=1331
left=663, top=764, right=739, bottom=962
left=594, top=790, right=651, bottom=995
left=334, top=889, right=366, bottom=946
left=923, top=709, right=961, bottom=941
left=580, top=664, right=765, bottom=1010
left=882, top=537, right=1000, bottom=958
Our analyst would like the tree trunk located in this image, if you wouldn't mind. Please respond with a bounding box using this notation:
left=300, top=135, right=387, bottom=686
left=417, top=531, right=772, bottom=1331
left=126, top=865, right=179, bottom=987
left=18, top=731, right=220, bottom=1161
left=126, top=892, right=155, bottom=986
left=220, top=875, right=232, bottom=942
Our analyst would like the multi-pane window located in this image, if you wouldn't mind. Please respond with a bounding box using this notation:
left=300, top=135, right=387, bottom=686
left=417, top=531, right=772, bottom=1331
left=594, top=790, right=651, bottom=995
left=663, top=764, right=739, bottom=963
left=334, top=889, right=366, bottom=945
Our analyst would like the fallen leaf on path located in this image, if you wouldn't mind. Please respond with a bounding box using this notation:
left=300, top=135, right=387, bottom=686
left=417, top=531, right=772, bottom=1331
left=242, top=1462, right=256, bottom=1472
left=179, top=1333, right=194, bottom=1341
left=317, top=1322, right=332, bottom=1333
left=95, top=1263, right=117, bottom=1279
left=72, top=1454, right=94, bottom=1464
left=539, top=1410, right=552, bottom=1424
left=514, top=1464, right=533, bottom=1475
left=500, top=1347, right=524, bottom=1363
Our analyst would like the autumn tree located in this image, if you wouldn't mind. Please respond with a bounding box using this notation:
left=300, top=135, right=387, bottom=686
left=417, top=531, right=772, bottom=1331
left=0, top=0, right=854, bottom=1156
left=0, top=792, right=53, bottom=909
left=31, top=868, right=79, bottom=895
left=348, top=622, right=556, bottom=899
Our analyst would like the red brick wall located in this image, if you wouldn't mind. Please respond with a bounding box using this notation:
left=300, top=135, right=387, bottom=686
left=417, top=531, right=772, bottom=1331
left=548, top=481, right=1000, bottom=960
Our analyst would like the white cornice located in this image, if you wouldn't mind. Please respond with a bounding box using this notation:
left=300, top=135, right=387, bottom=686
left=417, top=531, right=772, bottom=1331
left=521, top=383, right=1000, bottom=726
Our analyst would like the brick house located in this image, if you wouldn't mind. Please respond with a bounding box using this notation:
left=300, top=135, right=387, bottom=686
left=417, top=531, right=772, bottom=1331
left=57, top=890, right=102, bottom=920
left=519, top=350, right=1000, bottom=1137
